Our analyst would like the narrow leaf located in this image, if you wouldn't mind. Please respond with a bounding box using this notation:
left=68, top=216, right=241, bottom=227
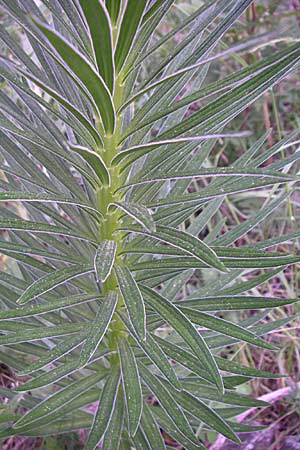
left=110, top=201, right=155, bottom=232
left=94, top=240, right=117, bottom=283
left=34, top=20, right=115, bottom=133
left=14, top=372, right=106, bottom=430
left=17, top=264, right=93, bottom=305
left=180, top=308, right=278, bottom=350
left=19, top=333, right=86, bottom=376
left=140, top=401, right=166, bottom=450
left=0, top=218, right=96, bottom=243
left=179, top=295, right=300, bottom=311
left=79, top=0, right=114, bottom=91
left=140, top=285, right=223, bottom=393
left=0, top=292, right=99, bottom=320
left=101, top=387, right=125, bottom=450
left=79, top=291, right=118, bottom=366
left=138, top=362, right=202, bottom=448
left=114, top=265, right=146, bottom=341
left=119, top=225, right=227, bottom=273
left=117, top=338, right=143, bottom=436
left=70, top=145, right=110, bottom=186
left=0, top=323, right=83, bottom=345
left=85, top=369, right=121, bottom=450
left=119, top=312, right=180, bottom=390
left=114, top=0, right=147, bottom=73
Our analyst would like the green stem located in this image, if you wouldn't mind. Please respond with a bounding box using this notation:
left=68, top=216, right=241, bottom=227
left=94, top=76, right=128, bottom=356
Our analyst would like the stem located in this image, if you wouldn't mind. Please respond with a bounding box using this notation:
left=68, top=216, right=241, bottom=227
left=95, top=75, right=127, bottom=356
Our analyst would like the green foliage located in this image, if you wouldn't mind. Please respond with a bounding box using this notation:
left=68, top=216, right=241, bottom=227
left=0, top=1, right=299, bottom=449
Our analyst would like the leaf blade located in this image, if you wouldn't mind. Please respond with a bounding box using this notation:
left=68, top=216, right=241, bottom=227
left=94, top=240, right=117, bottom=283
left=79, top=290, right=118, bottom=366
left=114, top=265, right=146, bottom=341
left=117, top=338, right=143, bottom=436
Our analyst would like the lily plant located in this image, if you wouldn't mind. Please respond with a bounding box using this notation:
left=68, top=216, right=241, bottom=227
left=0, top=1, right=300, bottom=449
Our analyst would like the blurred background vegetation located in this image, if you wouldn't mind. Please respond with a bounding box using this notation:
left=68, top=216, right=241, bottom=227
left=1, top=0, right=300, bottom=449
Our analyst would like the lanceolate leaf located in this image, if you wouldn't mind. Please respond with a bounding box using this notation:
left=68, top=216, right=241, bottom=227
left=138, top=362, right=204, bottom=449
left=105, top=0, right=121, bottom=24
left=110, top=201, right=155, bottom=232
left=119, top=225, right=227, bottom=272
left=13, top=65, right=103, bottom=147
left=120, top=167, right=297, bottom=189
left=20, top=333, right=87, bottom=376
left=140, top=401, right=167, bottom=450
left=17, top=264, right=94, bottom=304
left=0, top=292, right=99, bottom=320
left=85, top=369, right=121, bottom=450
left=0, top=323, right=84, bottom=345
left=94, top=240, right=117, bottom=283
left=178, top=295, right=300, bottom=311
left=78, top=0, right=114, bottom=92
left=79, top=291, right=118, bottom=366
left=101, top=387, right=125, bottom=450
left=117, top=337, right=143, bottom=436
left=33, top=20, right=116, bottom=133
left=140, top=285, right=223, bottom=393
left=0, top=191, right=101, bottom=216
left=70, top=145, right=110, bottom=186
left=178, top=308, right=277, bottom=350
left=14, top=351, right=110, bottom=392
left=14, top=371, right=107, bottom=430
left=119, top=312, right=180, bottom=390
left=114, top=0, right=147, bottom=73
left=154, top=336, right=279, bottom=380
left=114, top=265, right=146, bottom=341
left=0, top=218, right=96, bottom=242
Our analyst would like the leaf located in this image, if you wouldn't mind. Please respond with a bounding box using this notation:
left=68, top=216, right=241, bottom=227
left=114, top=0, right=147, bottom=73
left=78, top=0, right=114, bottom=92
left=14, top=351, right=110, bottom=392
left=119, top=312, right=180, bottom=390
left=14, top=371, right=106, bottom=430
left=117, top=338, right=143, bottom=436
left=85, top=369, right=121, bottom=450
left=130, top=255, right=300, bottom=272
left=119, top=225, right=227, bottom=273
left=70, top=145, right=110, bottom=186
left=172, top=389, right=240, bottom=443
left=79, top=291, right=118, bottom=366
left=154, top=336, right=280, bottom=381
left=113, top=134, right=248, bottom=165
left=105, top=0, right=121, bottom=24
left=0, top=218, right=96, bottom=243
left=94, top=240, right=117, bottom=283
left=0, top=292, right=99, bottom=320
left=180, top=379, right=269, bottom=407
left=178, top=308, right=278, bottom=350
left=13, top=65, right=103, bottom=147
left=179, top=295, right=300, bottom=311
left=0, top=323, right=84, bottom=345
left=138, top=362, right=202, bottom=448
left=19, top=333, right=87, bottom=376
left=109, top=201, right=155, bottom=232
left=120, top=166, right=297, bottom=189
left=33, top=19, right=115, bottom=133
left=101, top=387, right=125, bottom=450
left=0, top=239, right=79, bottom=264
left=114, top=265, right=146, bottom=341
left=0, top=191, right=101, bottom=217
left=17, top=264, right=93, bottom=305
left=140, top=285, right=223, bottom=393
left=140, top=401, right=166, bottom=450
